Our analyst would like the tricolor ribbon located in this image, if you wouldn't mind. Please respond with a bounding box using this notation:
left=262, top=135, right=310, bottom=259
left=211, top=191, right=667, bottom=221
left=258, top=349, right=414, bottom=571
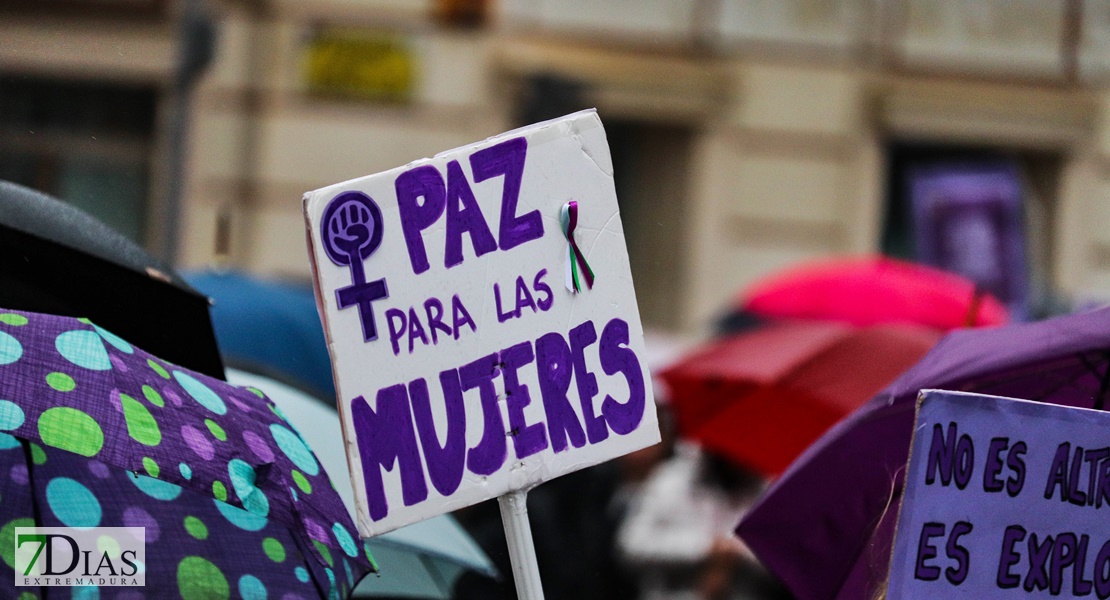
left=561, top=200, right=595, bottom=293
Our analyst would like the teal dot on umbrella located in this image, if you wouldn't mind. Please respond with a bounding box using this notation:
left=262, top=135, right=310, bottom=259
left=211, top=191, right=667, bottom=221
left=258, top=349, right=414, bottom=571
left=269, top=424, right=319, bottom=476
left=173, top=371, right=227, bottom=415
left=46, top=477, right=102, bottom=528
left=214, top=499, right=267, bottom=531
left=294, top=566, right=309, bottom=583
left=0, top=434, right=18, bottom=450
left=0, top=401, right=24, bottom=431
left=179, top=463, right=192, bottom=480
left=228, top=459, right=269, bottom=517
left=0, top=331, right=22, bottom=365
left=92, top=324, right=132, bottom=354
left=129, top=473, right=182, bottom=501
left=55, top=330, right=111, bottom=371
left=238, top=574, right=267, bottom=600
left=245, top=488, right=270, bottom=519
left=332, top=523, right=358, bottom=558
left=228, top=459, right=254, bottom=493
left=325, top=567, right=337, bottom=598
left=72, top=586, right=99, bottom=600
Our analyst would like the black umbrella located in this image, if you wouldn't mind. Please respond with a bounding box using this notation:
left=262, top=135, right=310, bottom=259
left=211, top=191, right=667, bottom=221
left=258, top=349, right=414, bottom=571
left=0, top=180, right=224, bottom=378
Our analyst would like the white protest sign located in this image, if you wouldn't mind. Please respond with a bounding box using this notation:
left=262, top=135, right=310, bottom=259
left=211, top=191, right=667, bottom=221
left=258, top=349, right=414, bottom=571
left=889, top=390, right=1110, bottom=598
left=304, top=110, right=660, bottom=537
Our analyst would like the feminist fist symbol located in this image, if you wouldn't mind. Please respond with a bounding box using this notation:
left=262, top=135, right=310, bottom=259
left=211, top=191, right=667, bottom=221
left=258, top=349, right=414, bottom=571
left=322, top=191, right=389, bottom=342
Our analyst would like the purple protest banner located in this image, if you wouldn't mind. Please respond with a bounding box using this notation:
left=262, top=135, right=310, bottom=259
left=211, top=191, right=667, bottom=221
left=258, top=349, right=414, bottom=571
left=909, top=163, right=1028, bottom=320
left=888, top=390, right=1110, bottom=598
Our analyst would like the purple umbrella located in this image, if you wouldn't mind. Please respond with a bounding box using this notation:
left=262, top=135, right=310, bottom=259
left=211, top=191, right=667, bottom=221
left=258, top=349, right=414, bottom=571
left=736, top=306, right=1110, bottom=600
left=0, top=307, right=376, bottom=598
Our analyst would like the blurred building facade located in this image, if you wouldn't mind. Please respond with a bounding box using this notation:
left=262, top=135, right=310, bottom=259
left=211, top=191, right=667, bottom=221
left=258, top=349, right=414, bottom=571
left=4, top=0, right=1110, bottom=334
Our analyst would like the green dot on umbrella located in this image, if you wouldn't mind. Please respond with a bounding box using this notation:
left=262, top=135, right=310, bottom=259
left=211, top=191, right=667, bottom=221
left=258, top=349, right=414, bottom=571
left=0, top=314, right=27, bottom=326
left=46, top=372, right=75, bottom=392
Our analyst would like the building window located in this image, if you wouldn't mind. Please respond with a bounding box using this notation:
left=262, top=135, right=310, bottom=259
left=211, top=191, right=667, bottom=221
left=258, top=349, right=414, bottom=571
left=0, top=74, right=157, bottom=244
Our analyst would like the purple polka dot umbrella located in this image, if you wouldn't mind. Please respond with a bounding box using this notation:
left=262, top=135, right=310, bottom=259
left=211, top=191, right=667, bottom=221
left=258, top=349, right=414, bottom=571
left=0, top=308, right=377, bottom=598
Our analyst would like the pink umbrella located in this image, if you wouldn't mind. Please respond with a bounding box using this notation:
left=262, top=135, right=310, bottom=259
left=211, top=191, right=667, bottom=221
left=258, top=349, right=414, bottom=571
left=738, top=255, right=1009, bottom=331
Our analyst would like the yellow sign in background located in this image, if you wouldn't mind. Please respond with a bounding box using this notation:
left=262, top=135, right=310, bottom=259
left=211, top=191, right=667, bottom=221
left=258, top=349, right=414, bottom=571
left=303, top=29, right=414, bottom=103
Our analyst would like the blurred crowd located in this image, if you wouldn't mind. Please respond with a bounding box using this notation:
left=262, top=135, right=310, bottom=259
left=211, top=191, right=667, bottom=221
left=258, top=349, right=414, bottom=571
left=451, top=405, right=792, bottom=600
left=440, top=254, right=1018, bottom=600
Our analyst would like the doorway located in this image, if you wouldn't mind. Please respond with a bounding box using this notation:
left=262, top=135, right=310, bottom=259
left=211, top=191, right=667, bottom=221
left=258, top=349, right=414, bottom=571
left=512, top=73, right=696, bottom=331
left=606, top=120, right=694, bottom=331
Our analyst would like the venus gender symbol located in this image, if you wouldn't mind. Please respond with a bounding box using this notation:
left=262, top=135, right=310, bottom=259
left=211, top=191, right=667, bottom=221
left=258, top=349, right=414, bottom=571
left=322, top=191, right=389, bottom=342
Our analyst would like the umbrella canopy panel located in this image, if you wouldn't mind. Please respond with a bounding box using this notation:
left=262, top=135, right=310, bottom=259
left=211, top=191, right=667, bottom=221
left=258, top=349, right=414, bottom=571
left=4, top=442, right=354, bottom=597
left=227, top=368, right=497, bottom=599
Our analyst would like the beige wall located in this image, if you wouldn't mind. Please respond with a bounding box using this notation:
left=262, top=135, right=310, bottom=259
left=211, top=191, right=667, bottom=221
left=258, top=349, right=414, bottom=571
left=183, top=3, right=509, bottom=277
left=0, top=17, right=176, bottom=81
left=175, top=1, right=1110, bottom=335
left=683, top=63, right=877, bottom=331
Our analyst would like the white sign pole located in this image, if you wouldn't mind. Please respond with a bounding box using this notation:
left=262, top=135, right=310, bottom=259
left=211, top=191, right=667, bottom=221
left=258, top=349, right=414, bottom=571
left=497, top=490, right=545, bottom=600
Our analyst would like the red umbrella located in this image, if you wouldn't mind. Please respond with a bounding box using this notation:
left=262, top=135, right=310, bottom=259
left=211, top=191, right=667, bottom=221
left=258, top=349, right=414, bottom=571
left=660, top=320, right=940, bottom=477
left=738, top=255, right=1009, bottom=331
